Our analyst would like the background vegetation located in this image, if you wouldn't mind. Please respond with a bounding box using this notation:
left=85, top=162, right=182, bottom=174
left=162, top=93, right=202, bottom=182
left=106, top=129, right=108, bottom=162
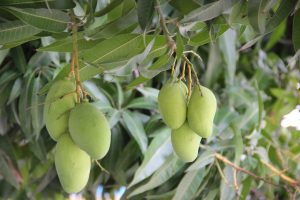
left=0, top=0, right=300, bottom=199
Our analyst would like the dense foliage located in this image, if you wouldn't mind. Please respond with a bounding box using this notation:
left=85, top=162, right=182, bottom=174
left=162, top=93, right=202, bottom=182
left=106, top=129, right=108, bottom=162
left=0, top=0, right=300, bottom=199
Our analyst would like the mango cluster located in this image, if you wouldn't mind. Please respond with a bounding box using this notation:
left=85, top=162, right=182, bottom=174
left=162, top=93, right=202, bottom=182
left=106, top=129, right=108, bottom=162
left=44, top=79, right=111, bottom=193
left=158, top=80, right=217, bottom=162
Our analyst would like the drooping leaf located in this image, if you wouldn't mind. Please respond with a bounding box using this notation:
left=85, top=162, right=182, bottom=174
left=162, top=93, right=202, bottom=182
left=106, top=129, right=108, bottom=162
left=188, top=24, right=229, bottom=46
left=121, top=110, right=148, bottom=153
left=129, top=128, right=172, bottom=187
left=181, top=0, right=239, bottom=23
left=137, top=0, right=154, bottom=30
left=265, top=0, right=296, bottom=34
left=94, top=0, right=124, bottom=17
left=7, top=78, right=22, bottom=104
left=172, top=168, right=208, bottom=200
left=129, top=154, right=185, bottom=197
left=0, top=20, right=40, bottom=45
left=293, top=9, right=300, bottom=51
left=31, top=76, right=45, bottom=138
left=265, top=19, right=286, bottom=50
left=247, top=0, right=268, bottom=33
left=0, top=0, right=75, bottom=9
left=5, top=7, right=69, bottom=33
left=0, top=155, right=19, bottom=189
left=126, top=76, right=149, bottom=90
left=86, top=9, right=138, bottom=40
left=187, top=150, right=215, bottom=171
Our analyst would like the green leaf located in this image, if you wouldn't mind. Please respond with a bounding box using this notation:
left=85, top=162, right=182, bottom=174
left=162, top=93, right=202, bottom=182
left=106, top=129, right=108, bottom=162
left=7, top=78, right=22, bottom=104
left=137, top=0, right=154, bottom=30
left=0, top=20, right=40, bottom=45
left=265, top=19, right=286, bottom=50
left=5, top=7, right=69, bottom=33
left=0, top=155, right=19, bottom=189
left=126, top=97, right=157, bottom=110
left=293, top=9, right=300, bottom=51
left=38, top=35, right=103, bottom=52
left=121, top=111, right=148, bottom=153
left=94, top=0, right=124, bottom=17
left=218, top=28, right=237, bottom=86
left=169, top=0, right=199, bottom=15
left=187, top=150, right=215, bottom=171
left=129, top=128, right=172, bottom=187
left=80, top=34, right=163, bottom=66
left=31, top=76, right=45, bottom=138
left=247, top=0, right=268, bottom=33
left=0, top=70, right=19, bottom=86
left=240, top=176, right=252, bottom=200
left=188, top=24, right=229, bottom=46
left=181, top=0, right=239, bottom=23
left=0, top=0, right=75, bottom=9
left=11, top=46, right=26, bottom=73
left=176, top=32, right=184, bottom=58
left=0, top=36, right=39, bottom=50
left=86, top=9, right=138, bottom=40
left=172, top=168, right=208, bottom=200
left=265, top=0, right=296, bottom=34
left=129, top=154, right=185, bottom=197
left=126, top=76, right=149, bottom=90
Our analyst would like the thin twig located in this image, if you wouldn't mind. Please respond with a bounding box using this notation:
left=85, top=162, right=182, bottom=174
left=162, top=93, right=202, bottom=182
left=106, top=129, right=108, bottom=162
left=215, top=153, right=279, bottom=187
left=155, top=0, right=176, bottom=53
left=260, top=160, right=300, bottom=188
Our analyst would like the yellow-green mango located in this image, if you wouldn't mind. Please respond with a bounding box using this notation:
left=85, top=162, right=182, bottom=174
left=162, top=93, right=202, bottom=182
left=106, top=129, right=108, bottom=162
left=187, top=85, right=217, bottom=138
left=44, top=79, right=76, bottom=141
left=171, top=122, right=201, bottom=162
left=55, top=134, right=91, bottom=193
left=69, top=103, right=111, bottom=159
left=158, top=81, right=187, bottom=129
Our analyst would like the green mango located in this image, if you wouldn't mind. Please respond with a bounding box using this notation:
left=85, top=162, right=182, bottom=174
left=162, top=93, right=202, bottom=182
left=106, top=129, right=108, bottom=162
left=44, top=79, right=76, bottom=141
left=171, top=122, right=201, bottom=162
left=55, top=134, right=91, bottom=193
left=158, top=80, right=187, bottom=129
left=69, top=103, right=111, bottom=159
left=187, top=85, right=217, bottom=138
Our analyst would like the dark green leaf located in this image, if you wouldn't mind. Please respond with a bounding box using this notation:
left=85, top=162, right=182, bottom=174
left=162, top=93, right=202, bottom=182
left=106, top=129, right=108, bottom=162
left=169, top=0, right=199, bottom=15
left=126, top=76, right=149, bottom=90
left=0, top=20, right=40, bottom=45
left=5, top=7, right=69, bottom=33
left=0, top=0, right=75, bottom=9
left=7, top=78, right=22, bottom=104
left=293, top=9, right=300, bottom=51
left=129, top=127, right=172, bottom=187
left=122, top=110, right=148, bottom=153
left=265, top=0, right=296, bottom=34
left=137, top=0, right=154, bottom=30
left=94, top=0, right=124, bottom=17
left=172, top=168, right=208, bottom=200
left=11, top=46, right=26, bottom=73
left=247, top=0, right=268, bottom=33
left=129, top=154, right=185, bottom=197
left=0, top=155, right=19, bottom=188
left=181, top=0, right=239, bottom=23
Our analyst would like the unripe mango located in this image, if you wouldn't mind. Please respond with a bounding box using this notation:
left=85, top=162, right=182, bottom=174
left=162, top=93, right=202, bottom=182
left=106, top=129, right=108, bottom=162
left=44, top=79, right=76, bottom=141
left=158, top=81, right=187, bottom=129
left=187, top=85, right=217, bottom=138
left=69, top=103, right=111, bottom=159
left=55, top=134, right=91, bottom=193
left=171, top=122, right=201, bottom=162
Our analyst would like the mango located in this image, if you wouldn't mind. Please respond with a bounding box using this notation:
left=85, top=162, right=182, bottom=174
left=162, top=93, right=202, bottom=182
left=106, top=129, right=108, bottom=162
left=171, top=122, right=201, bottom=162
left=69, top=103, right=111, bottom=159
left=158, top=80, right=187, bottom=129
left=55, top=134, right=91, bottom=193
left=187, top=85, right=217, bottom=138
left=44, top=79, right=76, bottom=141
